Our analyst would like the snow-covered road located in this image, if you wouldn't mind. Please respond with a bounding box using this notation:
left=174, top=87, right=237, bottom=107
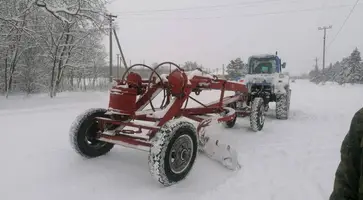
left=1, top=80, right=362, bottom=200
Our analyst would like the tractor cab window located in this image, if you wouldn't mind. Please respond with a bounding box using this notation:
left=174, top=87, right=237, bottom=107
left=249, top=58, right=277, bottom=74
left=254, top=63, right=272, bottom=73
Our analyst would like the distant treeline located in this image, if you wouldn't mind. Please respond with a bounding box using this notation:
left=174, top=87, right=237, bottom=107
left=308, top=48, right=363, bottom=84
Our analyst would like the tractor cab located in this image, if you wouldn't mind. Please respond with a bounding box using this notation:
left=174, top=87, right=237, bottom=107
left=247, top=54, right=286, bottom=75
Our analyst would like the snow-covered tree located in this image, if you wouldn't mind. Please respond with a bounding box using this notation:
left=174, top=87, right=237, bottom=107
left=0, top=0, right=110, bottom=97
left=226, top=57, right=245, bottom=80
left=346, top=48, right=362, bottom=83
left=308, top=48, right=363, bottom=85
left=183, top=61, right=202, bottom=71
left=309, top=62, right=322, bottom=83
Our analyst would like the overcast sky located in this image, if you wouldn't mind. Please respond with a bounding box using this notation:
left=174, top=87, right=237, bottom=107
left=103, top=0, right=363, bottom=75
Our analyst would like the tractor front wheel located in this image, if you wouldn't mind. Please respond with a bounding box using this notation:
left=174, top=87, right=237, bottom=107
left=250, top=97, right=265, bottom=132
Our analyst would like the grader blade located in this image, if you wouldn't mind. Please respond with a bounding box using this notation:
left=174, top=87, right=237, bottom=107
left=199, top=134, right=241, bottom=170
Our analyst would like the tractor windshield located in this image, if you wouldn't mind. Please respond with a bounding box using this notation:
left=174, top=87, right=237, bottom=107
left=248, top=57, right=277, bottom=74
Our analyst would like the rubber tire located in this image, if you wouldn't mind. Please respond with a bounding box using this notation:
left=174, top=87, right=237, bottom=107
left=148, top=120, right=198, bottom=187
left=221, top=103, right=237, bottom=128
left=250, top=97, right=265, bottom=132
left=276, top=89, right=290, bottom=120
left=287, top=89, right=291, bottom=113
left=69, top=108, right=115, bottom=158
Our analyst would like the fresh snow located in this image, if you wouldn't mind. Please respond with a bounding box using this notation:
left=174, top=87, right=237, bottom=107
left=187, top=69, right=215, bottom=80
left=248, top=54, right=276, bottom=59
left=1, top=80, right=363, bottom=200
left=243, top=73, right=290, bottom=94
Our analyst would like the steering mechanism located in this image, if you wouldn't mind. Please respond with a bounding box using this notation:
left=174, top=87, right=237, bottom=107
left=167, top=69, right=188, bottom=98
left=115, top=62, right=185, bottom=112
left=126, top=72, right=143, bottom=95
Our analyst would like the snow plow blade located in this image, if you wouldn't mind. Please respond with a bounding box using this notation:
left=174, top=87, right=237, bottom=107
left=199, top=135, right=241, bottom=170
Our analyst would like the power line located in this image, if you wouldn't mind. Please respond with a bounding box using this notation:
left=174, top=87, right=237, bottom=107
left=117, top=4, right=362, bottom=20
left=114, top=0, right=294, bottom=16
left=326, top=0, right=361, bottom=49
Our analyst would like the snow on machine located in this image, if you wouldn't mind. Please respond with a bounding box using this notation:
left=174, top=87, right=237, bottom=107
left=241, top=53, right=291, bottom=120
left=69, top=62, right=266, bottom=186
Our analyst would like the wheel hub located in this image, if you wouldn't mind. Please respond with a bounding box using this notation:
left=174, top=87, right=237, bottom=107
left=169, top=135, right=194, bottom=174
left=84, top=122, right=107, bottom=149
left=180, top=149, right=188, bottom=160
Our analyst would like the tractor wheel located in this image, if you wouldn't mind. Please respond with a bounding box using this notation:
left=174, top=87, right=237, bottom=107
left=250, top=97, right=265, bottom=132
left=148, top=120, right=198, bottom=187
left=69, top=108, right=115, bottom=158
left=221, top=103, right=237, bottom=128
left=276, top=90, right=291, bottom=120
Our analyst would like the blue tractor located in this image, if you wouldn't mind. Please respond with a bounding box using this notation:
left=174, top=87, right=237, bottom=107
left=238, top=53, right=291, bottom=130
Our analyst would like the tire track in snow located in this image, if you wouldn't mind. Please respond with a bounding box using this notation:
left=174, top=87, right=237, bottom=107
left=197, top=141, right=327, bottom=200
left=195, top=87, right=344, bottom=200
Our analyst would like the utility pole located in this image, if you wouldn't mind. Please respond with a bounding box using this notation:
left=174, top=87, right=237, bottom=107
left=113, top=28, right=128, bottom=69
left=222, top=64, right=225, bottom=76
left=318, top=25, right=332, bottom=73
left=106, top=13, right=117, bottom=82
left=116, top=54, right=120, bottom=78
left=314, top=57, right=320, bottom=73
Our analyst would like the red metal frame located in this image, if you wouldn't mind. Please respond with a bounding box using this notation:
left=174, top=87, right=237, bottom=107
left=96, top=66, right=250, bottom=151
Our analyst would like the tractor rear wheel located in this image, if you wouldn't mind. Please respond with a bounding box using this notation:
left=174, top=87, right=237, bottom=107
left=276, top=89, right=291, bottom=120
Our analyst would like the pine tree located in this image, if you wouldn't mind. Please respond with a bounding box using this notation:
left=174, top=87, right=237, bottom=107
left=226, top=57, right=245, bottom=80
left=330, top=61, right=342, bottom=83
left=325, top=63, right=334, bottom=82
left=347, top=48, right=362, bottom=83
left=308, top=47, right=363, bottom=85
left=309, top=62, right=321, bottom=83
left=338, top=57, right=350, bottom=84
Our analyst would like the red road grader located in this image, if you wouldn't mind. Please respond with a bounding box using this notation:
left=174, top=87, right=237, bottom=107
left=69, top=62, right=266, bottom=186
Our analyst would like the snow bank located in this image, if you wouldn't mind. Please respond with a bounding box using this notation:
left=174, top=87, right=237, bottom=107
left=0, top=91, right=109, bottom=111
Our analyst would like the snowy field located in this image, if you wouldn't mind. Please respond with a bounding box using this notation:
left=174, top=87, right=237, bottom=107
left=1, top=80, right=363, bottom=200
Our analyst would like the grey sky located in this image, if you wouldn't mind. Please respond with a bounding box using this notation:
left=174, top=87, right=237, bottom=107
left=103, top=0, right=363, bottom=75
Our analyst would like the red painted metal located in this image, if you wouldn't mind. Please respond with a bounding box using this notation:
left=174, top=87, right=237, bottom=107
left=182, top=107, right=221, bottom=115
left=108, top=88, right=138, bottom=115
left=96, top=65, right=250, bottom=150
left=100, top=134, right=152, bottom=147
left=189, top=76, right=247, bottom=93
left=167, top=69, right=188, bottom=97
left=135, top=85, right=162, bottom=109
left=126, top=72, right=142, bottom=88
left=96, top=117, right=160, bottom=131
